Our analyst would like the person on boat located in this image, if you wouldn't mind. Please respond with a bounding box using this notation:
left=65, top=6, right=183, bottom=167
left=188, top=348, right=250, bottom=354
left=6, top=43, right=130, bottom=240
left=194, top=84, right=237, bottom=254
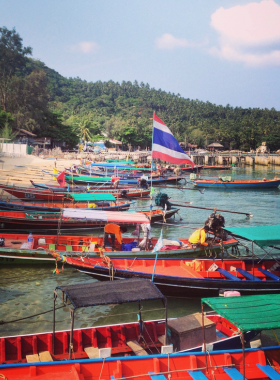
left=103, top=224, right=127, bottom=250
left=188, top=225, right=210, bottom=247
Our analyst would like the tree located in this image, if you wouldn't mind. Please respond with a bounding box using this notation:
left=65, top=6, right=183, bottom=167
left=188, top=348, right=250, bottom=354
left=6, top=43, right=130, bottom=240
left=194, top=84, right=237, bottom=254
left=73, top=119, right=92, bottom=141
left=0, top=27, right=32, bottom=111
left=6, top=69, right=50, bottom=132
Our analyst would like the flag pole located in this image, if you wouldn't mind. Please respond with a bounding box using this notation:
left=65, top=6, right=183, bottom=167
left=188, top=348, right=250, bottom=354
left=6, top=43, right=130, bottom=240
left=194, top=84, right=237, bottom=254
left=150, top=112, right=155, bottom=218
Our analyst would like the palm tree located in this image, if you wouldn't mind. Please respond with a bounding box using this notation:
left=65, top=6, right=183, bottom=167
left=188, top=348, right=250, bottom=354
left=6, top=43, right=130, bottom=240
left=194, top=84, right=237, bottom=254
left=73, top=120, right=92, bottom=142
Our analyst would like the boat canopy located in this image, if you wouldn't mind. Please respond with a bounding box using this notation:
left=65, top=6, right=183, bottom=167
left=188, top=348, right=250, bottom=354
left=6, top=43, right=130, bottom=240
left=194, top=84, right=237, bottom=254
left=65, top=192, right=116, bottom=202
left=62, top=208, right=149, bottom=224
left=89, top=162, right=151, bottom=171
left=224, top=225, right=280, bottom=247
left=65, top=175, right=112, bottom=182
left=202, top=294, right=280, bottom=333
left=56, top=278, right=165, bottom=309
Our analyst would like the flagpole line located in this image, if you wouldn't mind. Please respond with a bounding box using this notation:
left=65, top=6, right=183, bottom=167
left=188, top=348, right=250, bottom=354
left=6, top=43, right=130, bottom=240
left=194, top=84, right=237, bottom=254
left=150, top=112, right=155, bottom=220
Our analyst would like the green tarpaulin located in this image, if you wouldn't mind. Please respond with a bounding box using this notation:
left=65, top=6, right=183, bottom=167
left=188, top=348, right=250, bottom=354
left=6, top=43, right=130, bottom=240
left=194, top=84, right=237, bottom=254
left=224, top=225, right=280, bottom=247
left=202, top=294, right=280, bottom=332
left=66, top=193, right=116, bottom=202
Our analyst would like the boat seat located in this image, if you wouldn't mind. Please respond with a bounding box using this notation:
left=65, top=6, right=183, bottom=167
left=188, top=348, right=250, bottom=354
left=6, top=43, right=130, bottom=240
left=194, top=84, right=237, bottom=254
left=26, top=351, right=53, bottom=363
left=39, top=351, right=53, bottom=362
left=187, top=370, right=209, bottom=380
left=84, top=347, right=99, bottom=359
left=66, top=245, right=73, bottom=251
left=49, top=244, right=56, bottom=250
left=217, top=268, right=241, bottom=281
left=223, top=367, right=247, bottom=380
left=26, top=354, right=40, bottom=363
left=257, top=268, right=280, bottom=281
left=236, top=268, right=261, bottom=281
left=257, top=364, right=280, bottom=379
left=127, top=340, right=148, bottom=356
left=149, top=372, right=168, bottom=380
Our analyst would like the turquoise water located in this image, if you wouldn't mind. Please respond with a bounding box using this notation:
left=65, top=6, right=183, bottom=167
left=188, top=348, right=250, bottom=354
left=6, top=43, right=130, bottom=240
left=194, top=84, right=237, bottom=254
left=0, top=165, right=279, bottom=337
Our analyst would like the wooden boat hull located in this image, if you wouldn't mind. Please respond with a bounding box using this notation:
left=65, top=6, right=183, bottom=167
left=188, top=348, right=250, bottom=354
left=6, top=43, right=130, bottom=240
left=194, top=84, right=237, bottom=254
left=0, top=184, right=150, bottom=201
left=0, top=200, right=133, bottom=212
left=192, top=178, right=280, bottom=188
left=0, top=233, right=238, bottom=263
left=66, top=175, right=185, bottom=185
left=0, top=316, right=257, bottom=365
left=66, top=257, right=280, bottom=297
left=0, top=347, right=279, bottom=380
left=0, top=207, right=178, bottom=231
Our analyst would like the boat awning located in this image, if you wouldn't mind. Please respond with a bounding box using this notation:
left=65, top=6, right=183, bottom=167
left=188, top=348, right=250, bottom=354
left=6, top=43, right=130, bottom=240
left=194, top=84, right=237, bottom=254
left=90, top=162, right=130, bottom=168
left=65, top=193, right=116, bottom=202
left=224, top=225, right=280, bottom=247
left=202, top=294, right=280, bottom=333
left=62, top=208, right=149, bottom=224
left=56, top=278, right=165, bottom=309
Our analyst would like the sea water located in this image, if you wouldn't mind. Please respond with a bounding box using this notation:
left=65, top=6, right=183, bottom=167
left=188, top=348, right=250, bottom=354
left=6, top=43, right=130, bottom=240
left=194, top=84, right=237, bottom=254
left=0, top=165, right=279, bottom=337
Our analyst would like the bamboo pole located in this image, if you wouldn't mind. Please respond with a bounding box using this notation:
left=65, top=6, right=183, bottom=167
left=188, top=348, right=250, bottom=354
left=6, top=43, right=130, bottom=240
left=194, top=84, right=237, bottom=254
left=170, top=203, right=252, bottom=217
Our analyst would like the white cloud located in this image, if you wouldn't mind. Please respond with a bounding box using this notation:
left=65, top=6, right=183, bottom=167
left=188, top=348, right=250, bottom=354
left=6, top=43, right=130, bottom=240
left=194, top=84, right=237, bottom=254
left=210, top=0, right=280, bottom=67
left=155, top=33, right=196, bottom=50
left=70, top=41, right=99, bottom=54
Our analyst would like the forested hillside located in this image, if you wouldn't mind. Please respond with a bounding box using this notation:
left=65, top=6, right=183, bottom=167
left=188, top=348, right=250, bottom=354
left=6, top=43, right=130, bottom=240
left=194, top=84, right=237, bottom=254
left=1, top=26, right=280, bottom=150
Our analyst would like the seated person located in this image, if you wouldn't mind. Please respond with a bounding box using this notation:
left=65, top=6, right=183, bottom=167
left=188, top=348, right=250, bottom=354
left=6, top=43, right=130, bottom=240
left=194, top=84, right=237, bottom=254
left=103, top=223, right=127, bottom=250
left=188, top=225, right=210, bottom=247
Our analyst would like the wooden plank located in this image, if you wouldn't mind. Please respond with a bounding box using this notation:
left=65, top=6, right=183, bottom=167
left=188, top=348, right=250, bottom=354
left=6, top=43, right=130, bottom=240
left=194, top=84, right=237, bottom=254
left=84, top=347, right=99, bottom=359
left=39, top=351, right=53, bottom=362
left=26, top=354, right=40, bottom=363
left=127, top=340, right=148, bottom=356
left=158, top=335, right=165, bottom=345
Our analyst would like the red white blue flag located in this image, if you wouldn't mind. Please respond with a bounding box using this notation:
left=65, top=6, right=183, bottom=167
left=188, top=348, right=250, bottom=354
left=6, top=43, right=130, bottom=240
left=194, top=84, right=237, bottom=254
left=152, top=114, right=194, bottom=167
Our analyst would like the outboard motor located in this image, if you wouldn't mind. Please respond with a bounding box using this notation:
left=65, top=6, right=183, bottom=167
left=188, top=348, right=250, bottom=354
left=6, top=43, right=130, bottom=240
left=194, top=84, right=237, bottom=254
left=120, top=190, right=128, bottom=198
left=139, top=178, right=149, bottom=189
left=205, top=212, right=226, bottom=239
left=155, top=192, right=172, bottom=210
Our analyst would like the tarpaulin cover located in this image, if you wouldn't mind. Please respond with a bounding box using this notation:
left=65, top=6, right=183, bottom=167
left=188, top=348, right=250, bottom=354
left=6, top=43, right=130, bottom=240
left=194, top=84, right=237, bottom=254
left=62, top=208, right=149, bottom=224
left=56, top=278, right=165, bottom=309
left=224, top=225, right=280, bottom=247
left=66, top=192, right=116, bottom=202
left=202, top=294, right=280, bottom=332
left=89, top=163, right=151, bottom=171
left=65, top=175, right=112, bottom=182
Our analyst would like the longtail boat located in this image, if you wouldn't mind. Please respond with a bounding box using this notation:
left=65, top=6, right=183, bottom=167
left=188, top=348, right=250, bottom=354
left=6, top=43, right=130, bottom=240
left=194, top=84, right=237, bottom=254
left=202, top=165, right=232, bottom=170
left=191, top=177, right=280, bottom=188
left=0, top=232, right=237, bottom=264
left=0, top=279, right=258, bottom=364
left=1, top=347, right=279, bottom=380
left=0, top=206, right=179, bottom=231
left=64, top=256, right=280, bottom=297
left=64, top=174, right=185, bottom=185
left=0, top=184, right=150, bottom=201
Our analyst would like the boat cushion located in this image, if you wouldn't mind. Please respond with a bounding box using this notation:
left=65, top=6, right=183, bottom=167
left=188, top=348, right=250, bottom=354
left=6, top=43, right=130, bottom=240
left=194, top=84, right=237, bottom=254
left=223, top=367, right=247, bottom=380
left=256, top=364, right=280, bottom=379
left=217, top=268, right=241, bottom=281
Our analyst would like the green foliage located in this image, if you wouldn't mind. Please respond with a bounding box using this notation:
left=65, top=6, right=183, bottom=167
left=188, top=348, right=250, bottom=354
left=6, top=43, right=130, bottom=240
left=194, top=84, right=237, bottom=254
left=0, top=121, right=17, bottom=140
left=42, top=77, right=280, bottom=150
left=0, top=27, right=32, bottom=111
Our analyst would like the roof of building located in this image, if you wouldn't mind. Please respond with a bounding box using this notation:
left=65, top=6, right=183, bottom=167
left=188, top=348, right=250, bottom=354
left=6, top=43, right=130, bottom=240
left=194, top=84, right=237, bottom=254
left=19, top=129, right=37, bottom=137
left=207, top=143, right=224, bottom=148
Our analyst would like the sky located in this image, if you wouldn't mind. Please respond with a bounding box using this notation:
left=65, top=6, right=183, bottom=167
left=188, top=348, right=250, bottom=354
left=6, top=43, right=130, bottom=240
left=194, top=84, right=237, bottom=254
left=1, top=0, right=280, bottom=110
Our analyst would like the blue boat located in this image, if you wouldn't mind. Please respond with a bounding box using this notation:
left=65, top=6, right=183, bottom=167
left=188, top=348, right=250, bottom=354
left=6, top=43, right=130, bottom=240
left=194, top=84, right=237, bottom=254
left=192, top=177, right=280, bottom=188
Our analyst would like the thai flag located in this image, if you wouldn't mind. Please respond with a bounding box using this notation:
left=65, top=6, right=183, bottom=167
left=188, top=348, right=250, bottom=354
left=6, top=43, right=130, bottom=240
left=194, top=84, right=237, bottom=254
left=152, top=114, right=194, bottom=167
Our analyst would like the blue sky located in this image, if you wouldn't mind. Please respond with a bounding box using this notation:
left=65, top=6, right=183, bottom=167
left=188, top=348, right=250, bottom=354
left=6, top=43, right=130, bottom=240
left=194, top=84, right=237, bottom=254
left=1, top=0, right=280, bottom=110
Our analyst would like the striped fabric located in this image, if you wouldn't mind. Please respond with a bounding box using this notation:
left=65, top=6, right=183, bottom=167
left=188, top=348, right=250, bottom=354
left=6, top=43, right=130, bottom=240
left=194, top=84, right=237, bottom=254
left=152, top=114, right=194, bottom=167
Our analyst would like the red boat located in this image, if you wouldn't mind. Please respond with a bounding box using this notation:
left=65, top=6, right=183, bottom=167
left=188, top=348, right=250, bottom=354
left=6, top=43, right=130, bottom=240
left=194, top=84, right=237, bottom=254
left=0, top=346, right=279, bottom=379
left=0, top=279, right=259, bottom=365
left=0, top=184, right=150, bottom=201
left=64, top=256, right=280, bottom=297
